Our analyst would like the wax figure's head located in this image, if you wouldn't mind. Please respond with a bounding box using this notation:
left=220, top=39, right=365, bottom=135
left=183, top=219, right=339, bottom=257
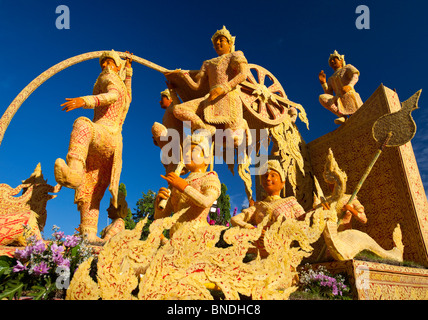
left=260, top=160, right=286, bottom=197
left=328, top=50, right=346, bottom=71
left=211, top=25, right=235, bottom=56
left=99, top=50, right=126, bottom=79
left=183, top=134, right=212, bottom=173
left=160, top=89, right=172, bottom=109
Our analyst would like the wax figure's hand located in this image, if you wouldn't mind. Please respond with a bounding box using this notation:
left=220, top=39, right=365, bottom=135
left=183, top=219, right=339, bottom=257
left=156, top=187, right=171, bottom=205
left=209, top=86, right=225, bottom=101
left=161, top=172, right=188, bottom=192
left=61, top=97, right=85, bottom=112
left=318, top=70, right=327, bottom=84
left=164, top=69, right=183, bottom=76
left=342, top=85, right=352, bottom=93
left=125, top=51, right=133, bottom=67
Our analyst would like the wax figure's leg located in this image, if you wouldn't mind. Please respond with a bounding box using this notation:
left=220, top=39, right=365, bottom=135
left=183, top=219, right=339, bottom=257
left=55, top=117, right=93, bottom=188
left=76, top=150, right=113, bottom=245
left=173, top=101, right=216, bottom=135
left=319, top=94, right=347, bottom=124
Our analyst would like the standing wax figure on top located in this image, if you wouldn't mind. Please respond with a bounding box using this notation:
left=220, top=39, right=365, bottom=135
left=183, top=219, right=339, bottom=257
left=154, top=134, right=221, bottom=238
left=231, top=160, right=305, bottom=258
left=170, top=26, right=251, bottom=148
left=318, top=50, right=363, bottom=125
left=54, top=50, right=133, bottom=245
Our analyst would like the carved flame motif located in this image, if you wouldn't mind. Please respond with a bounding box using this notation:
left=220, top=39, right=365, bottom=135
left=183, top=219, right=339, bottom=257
left=66, top=205, right=327, bottom=300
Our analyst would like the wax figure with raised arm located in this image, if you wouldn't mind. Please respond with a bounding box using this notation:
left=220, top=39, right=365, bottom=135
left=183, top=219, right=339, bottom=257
left=318, top=50, right=363, bottom=125
left=54, top=49, right=133, bottom=245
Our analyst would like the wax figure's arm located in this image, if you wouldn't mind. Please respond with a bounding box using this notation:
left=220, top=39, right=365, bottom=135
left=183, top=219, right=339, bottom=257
left=231, top=206, right=257, bottom=229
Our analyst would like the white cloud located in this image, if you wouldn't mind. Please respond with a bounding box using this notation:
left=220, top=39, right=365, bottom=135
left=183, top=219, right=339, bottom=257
left=241, top=197, right=249, bottom=209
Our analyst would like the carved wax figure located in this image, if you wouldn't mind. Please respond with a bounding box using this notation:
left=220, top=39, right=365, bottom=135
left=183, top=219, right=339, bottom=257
left=100, top=190, right=128, bottom=242
left=152, top=88, right=183, bottom=148
left=231, top=160, right=305, bottom=257
left=151, top=88, right=185, bottom=174
left=54, top=50, right=133, bottom=244
left=336, top=193, right=367, bottom=232
left=318, top=50, right=363, bottom=124
left=154, top=134, right=221, bottom=238
left=171, top=26, right=250, bottom=147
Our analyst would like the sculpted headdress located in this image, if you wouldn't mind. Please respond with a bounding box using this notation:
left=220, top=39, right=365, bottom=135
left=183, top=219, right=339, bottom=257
left=183, top=133, right=212, bottom=159
left=260, top=159, right=286, bottom=182
left=160, top=88, right=171, bottom=100
left=211, top=25, right=236, bottom=53
left=328, top=50, right=346, bottom=67
left=99, top=49, right=126, bottom=80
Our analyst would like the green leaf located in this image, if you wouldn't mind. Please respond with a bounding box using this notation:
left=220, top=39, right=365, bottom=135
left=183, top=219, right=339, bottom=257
left=29, top=285, right=48, bottom=300
left=0, top=256, right=15, bottom=277
left=0, top=279, right=24, bottom=300
left=71, top=245, right=80, bottom=257
left=29, top=279, right=56, bottom=300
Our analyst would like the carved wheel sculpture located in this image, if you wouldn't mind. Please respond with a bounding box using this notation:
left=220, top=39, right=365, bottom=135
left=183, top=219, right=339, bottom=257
left=240, top=64, right=291, bottom=126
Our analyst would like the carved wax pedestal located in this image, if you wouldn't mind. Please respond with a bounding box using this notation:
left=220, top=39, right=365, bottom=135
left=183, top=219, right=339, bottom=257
left=310, top=260, right=428, bottom=300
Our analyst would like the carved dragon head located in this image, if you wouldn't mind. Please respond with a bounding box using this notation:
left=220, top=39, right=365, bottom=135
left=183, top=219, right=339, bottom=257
left=21, top=163, right=61, bottom=231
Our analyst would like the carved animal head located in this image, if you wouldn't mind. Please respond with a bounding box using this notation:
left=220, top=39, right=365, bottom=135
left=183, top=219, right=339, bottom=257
left=21, top=163, right=61, bottom=231
left=322, top=149, right=347, bottom=201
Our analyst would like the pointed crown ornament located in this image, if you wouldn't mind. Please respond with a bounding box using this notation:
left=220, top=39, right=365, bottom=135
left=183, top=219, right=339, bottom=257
left=160, top=88, right=171, bottom=100
left=328, top=50, right=346, bottom=67
left=183, top=133, right=212, bottom=159
left=211, top=25, right=236, bottom=52
left=99, top=49, right=127, bottom=80
left=260, top=159, right=286, bottom=182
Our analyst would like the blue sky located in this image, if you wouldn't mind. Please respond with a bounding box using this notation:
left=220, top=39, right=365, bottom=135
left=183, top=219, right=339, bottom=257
left=0, top=0, right=427, bottom=237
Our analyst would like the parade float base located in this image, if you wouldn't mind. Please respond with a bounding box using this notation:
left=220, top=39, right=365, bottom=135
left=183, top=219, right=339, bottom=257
left=4, top=244, right=427, bottom=300
left=309, top=259, right=428, bottom=300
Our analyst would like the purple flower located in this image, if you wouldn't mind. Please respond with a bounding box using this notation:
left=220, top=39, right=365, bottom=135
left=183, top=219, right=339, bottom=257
left=64, top=235, right=80, bottom=248
left=50, top=243, right=64, bottom=254
left=332, top=285, right=338, bottom=295
left=32, top=240, right=46, bottom=254
left=31, top=262, right=50, bottom=275
left=53, top=253, right=70, bottom=268
left=14, top=246, right=33, bottom=261
left=53, top=231, right=65, bottom=240
left=52, top=253, right=63, bottom=265
left=12, top=260, right=27, bottom=272
left=59, top=258, right=71, bottom=268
